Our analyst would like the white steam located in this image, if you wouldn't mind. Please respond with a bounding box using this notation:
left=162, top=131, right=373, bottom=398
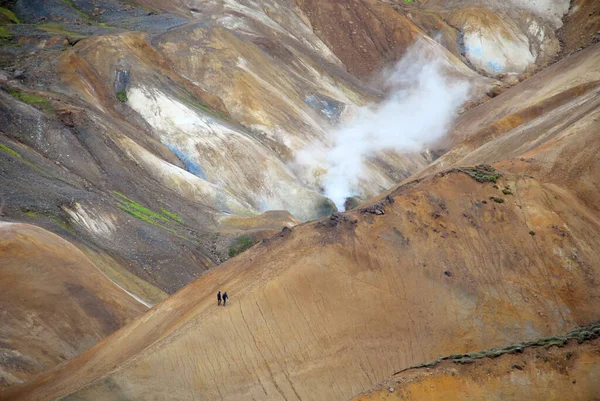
left=298, top=41, right=470, bottom=210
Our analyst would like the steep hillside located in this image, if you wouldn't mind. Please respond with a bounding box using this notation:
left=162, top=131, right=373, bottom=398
left=0, top=0, right=441, bottom=298
left=298, top=0, right=567, bottom=78
left=1, top=0, right=591, bottom=300
left=351, top=325, right=600, bottom=401
left=418, top=43, right=600, bottom=218
left=5, top=160, right=600, bottom=400
left=2, top=1, right=600, bottom=400
left=0, top=222, right=146, bottom=389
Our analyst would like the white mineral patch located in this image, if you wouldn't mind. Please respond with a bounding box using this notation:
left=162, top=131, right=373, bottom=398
left=463, top=27, right=535, bottom=75
left=527, top=20, right=546, bottom=42
left=127, top=86, right=328, bottom=221
left=221, top=0, right=287, bottom=34
left=114, top=133, right=256, bottom=217
left=507, top=0, right=570, bottom=28
left=569, top=5, right=580, bottom=16
left=63, top=202, right=116, bottom=239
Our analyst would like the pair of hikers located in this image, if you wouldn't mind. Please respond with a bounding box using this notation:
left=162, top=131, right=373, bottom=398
left=217, top=291, right=228, bottom=306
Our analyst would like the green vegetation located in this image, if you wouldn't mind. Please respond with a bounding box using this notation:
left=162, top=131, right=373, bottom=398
left=9, top=89, right=51, bottom=111
left=117, top=91, right=127, bottom=102
left=38, top=23, right=87, bottom=37
left=115, top=191, right=170, bottom=225
left=181, top=94, right=228, bottom=121
left=59, top=0, right=77, bottom=7
left=228, top=235, right=255, bottom=258
left=502, top=188, right=513, bottom=195
left=460, top=165, right=502, bottom=183
left=58, top=0, right=90, bottom=19
left=317, top=198, right=337, bottom=217
left=0, top=142, right=53, bottom=177
left=0, top=26, right=12, bottom=39
left=0, top=7, right=20, bottom=24
left=407, top=323, right=600, bottom=372
left=0, top=143, right=20, bottom=158
left=22, top=209, right=72, bottom=231
left=161, top=208, right=183, bottom=223
left=454, top=357, right=474, bottom=364
left=344, top=197, right=361, bottom=211
left=490, top=197, right=504, bottom=204
left=114, top=191, right=193, bottom=242
left=529, top=230, right=536, bottom=236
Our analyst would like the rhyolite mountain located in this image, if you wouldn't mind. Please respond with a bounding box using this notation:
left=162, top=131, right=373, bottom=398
left=1, top=0, right=600, bottom=399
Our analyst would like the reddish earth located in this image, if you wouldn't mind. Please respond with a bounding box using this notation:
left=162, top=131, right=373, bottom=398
left=5, top=160, right=600, bottom=400
left=0, top=223, right=146, bottom=389
left=352, top=328, right=600, bottom=401
left=1, top=1, right=600, bottom=400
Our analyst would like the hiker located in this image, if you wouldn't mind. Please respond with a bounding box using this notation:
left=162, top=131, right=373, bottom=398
left=222, top=292, right=228, bottom=306
left=217, top=291, right=222, bottom=306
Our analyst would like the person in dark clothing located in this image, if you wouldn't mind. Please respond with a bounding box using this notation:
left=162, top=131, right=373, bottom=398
left=217, top=291, right=222, bottom=306
left=222, top=292, right=228, bottom=306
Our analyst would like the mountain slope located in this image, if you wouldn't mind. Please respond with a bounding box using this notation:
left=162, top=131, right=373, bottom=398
left=5, top=159, right=600, bottom=400
left=2, top=1, right=600, bottom=400
left=0, top=223, right=146, bottom=389
left=0, top=0, right=428, bottom=298
left=1, top=0, right=592, bottom=300
left=351, top=325, right=600, bottom=401
left=417, top=43, right=600, bottom=221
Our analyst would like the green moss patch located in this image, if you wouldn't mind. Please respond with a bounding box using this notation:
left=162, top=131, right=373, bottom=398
left=0, top=142, right=52, bottom=177
left=459, top=164, right=502, bottom=183
left=58, top=0, right=90, bottom=19
left=0, top=143, right=20, bottom=158
left=115, top=191, right=170, bottom=224
left=317, top=198, right=338, bottom=217
left=114, top=191, right=193, bottom=242
left=0, top=7, right=20, bottom=24
left=161, top=208, right=183, bottom=223
left=0, top=26, right=12, bottom=39
left=229, top=235, right=255, bottom=258
left=490, top=196, right=504, bottom=204
left=9, top=89, right=51, bottom=111
left=117, top=90, right=127, bottom=102
left=400, top=323, right=600, bottom=372
left=180, top=94, right=228, bottom=121
left=22, top=209, right=72, bottom=231
left=38, top=23, right=87, bottom=37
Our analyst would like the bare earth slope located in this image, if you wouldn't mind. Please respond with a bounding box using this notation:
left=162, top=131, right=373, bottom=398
left=417, top=43, right=600, bottom=222
left=0, top=223, right=146, bottom=389
left=1, top=0, right=594, bottom=300
left=4, top=161, right=600, bottom=400
left=2, top=1, right=600, bottom=400
left=351, top=325, right=600, bottom=401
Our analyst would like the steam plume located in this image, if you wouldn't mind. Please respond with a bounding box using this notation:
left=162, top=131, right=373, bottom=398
left=298, top=40, right=470, bottom=210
